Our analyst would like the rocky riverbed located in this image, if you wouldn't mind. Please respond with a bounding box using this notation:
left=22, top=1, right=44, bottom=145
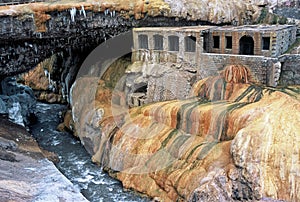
left=30, top=102, right=150, bottom=202
left=0, top=117, right=88, bottom=201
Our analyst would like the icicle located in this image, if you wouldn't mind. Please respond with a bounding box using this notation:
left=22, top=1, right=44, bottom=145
left=34, top=44, right=38, bottom=54
left=113, top=10, right=116, bottom=17
left=110, top=10, right=112, bottom=17
left=70, top=7, right=76, bottom=22
left=81, top=5, right=86, bottom=18
left=105, top=9, right=110, bottom=16
left=48, top=72, right=51, bottom=85
left=44, top=69, right=48, bottom=78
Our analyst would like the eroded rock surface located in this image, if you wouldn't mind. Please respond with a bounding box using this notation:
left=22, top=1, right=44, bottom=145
left=0, top=0, right=292, bottom=77
left=70, top=64, right=300, bottom=201
left=0, top=77, right=36, bottom=126
left=0, top=118, right=88, bottom=202
left=0, top=0, right=261, bottom=24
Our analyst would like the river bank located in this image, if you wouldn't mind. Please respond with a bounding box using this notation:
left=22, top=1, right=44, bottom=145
left=29, top=102, right=150, bottom=202
left=0, top=117, right=88, bottom=201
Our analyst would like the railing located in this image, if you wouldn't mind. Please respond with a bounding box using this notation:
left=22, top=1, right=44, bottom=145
left=0, top=0, right=45, bottom=6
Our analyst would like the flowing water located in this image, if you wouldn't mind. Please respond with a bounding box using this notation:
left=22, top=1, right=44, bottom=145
left=30, top=102, right=150, bottom=202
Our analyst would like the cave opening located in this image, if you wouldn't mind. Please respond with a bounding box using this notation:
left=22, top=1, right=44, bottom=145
left=129, top=83, right=148, bottom=107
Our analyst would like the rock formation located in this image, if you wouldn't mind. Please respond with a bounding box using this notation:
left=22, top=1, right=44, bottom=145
left=0, top=77, right=36, bottom=126
left=0, top=0, right=299, bottom=201
left=0, top=0, right=290, bottom=77
left=70, top=64, right=300, bottom=201
left=0, top=0, right=264, bottom=24
left=0, top=117, right=88, bottom=201
left=20, top=54, right=66, bottom=103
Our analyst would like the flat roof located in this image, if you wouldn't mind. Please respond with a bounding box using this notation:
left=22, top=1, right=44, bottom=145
left=133, top=25, right=295, bottom=33
left=212, top=25, right=295, bottom=32
left=133, top=26, right=215, bottom=32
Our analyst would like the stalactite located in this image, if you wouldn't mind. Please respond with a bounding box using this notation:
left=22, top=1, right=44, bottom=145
left=80, top=5, right=86, bottom=18
left=70, top=7, right=77, bottom=22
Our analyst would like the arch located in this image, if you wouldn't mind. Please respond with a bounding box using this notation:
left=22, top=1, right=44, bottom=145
left=168, top=35, right=179, bottom=51
left=239, top=35, right=254, bottom=55
left=184, top=35, right=196, bottom=52
left=138, top=34, right=149, bottom=49
left=134, top=83, right=148, bottom=93
left=129, top=83, right=148, bottom=107
left=153, top=34, right=164, bottom=50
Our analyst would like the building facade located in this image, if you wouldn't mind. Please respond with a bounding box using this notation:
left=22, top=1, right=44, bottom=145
left=208, top=25, right=297, bottom=57
left=131, top=25, right=298, bottom=87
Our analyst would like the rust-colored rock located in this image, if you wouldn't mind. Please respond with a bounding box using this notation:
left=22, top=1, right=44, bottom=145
left=71, top=65, right=300, bottom=201
left=57, top=110, right=74, bottom=132
left=20, top=55, right=65, bottom=103
left=0, top=0, right=278, bottom=25
left=22, top=62, right=49, bottom=91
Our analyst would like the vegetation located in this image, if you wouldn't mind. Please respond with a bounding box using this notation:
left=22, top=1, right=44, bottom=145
left=256, top=7, right=287, bottom=25
left=257, top=8, right=268, bottom=24
left=284, top=38, right=300, bottom=54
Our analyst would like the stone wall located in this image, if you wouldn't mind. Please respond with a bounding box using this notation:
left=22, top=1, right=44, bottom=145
left=199, top=53, right=278, bottom=85
left=274, top=26, right=297, bottom=56
left=208, top=25, right=297, bottom=57
left=279, top=54, right=300, bottom=85
left=133, top=49, right=300, bottom=87
left=132, top=27, right=211, bottom=66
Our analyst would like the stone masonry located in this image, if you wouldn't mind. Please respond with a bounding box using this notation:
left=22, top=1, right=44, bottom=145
left=132, top=25, right=299, bottom=88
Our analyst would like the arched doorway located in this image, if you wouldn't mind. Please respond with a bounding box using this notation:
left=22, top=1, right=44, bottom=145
left=239, top=36, right=254, bottom=55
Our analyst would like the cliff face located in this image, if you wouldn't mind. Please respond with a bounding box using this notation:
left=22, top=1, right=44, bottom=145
left=0, top=0, right=283, bottom=25
left=0, top=0, right=263, bottom=24
left=70, top=64, right=300, bottom=201
left=0, top=0, right=289, bottom=77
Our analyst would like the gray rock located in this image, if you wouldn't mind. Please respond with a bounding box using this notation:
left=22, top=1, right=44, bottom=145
left=0, top=97, right=7, bottom=115
left=0, top=77, right=36, bottom=126
left=0, top=137, right=17, bottom=150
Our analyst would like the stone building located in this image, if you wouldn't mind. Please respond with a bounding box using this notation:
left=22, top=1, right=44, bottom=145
left=133, top=25, right=296, bottom=62
left=132, top=26, right=213, bottom=65
left=129, top=25, right=299, bottom=106
left=208, top=25, right=296, bottom=57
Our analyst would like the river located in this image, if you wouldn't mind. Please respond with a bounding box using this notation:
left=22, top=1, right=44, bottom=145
left=29, top=102, right=150, bottom=202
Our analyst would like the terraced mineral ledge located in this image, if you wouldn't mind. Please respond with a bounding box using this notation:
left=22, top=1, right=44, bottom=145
left=0, top=118, right=88, bottom=201
left=1, top=0, right=299, bottom=201
left=70, top=65, right=300, bottom=201
left=0, top=0, right=265, bottom=24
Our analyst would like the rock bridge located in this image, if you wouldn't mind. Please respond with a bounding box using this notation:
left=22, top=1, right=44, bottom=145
left=0, top=3, right=134, bottom=76
left=1, top=0, right=289, bottom=77
left=0, top=0, right=299, bottom=93
left=0, top=1, right=211, bottom=77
